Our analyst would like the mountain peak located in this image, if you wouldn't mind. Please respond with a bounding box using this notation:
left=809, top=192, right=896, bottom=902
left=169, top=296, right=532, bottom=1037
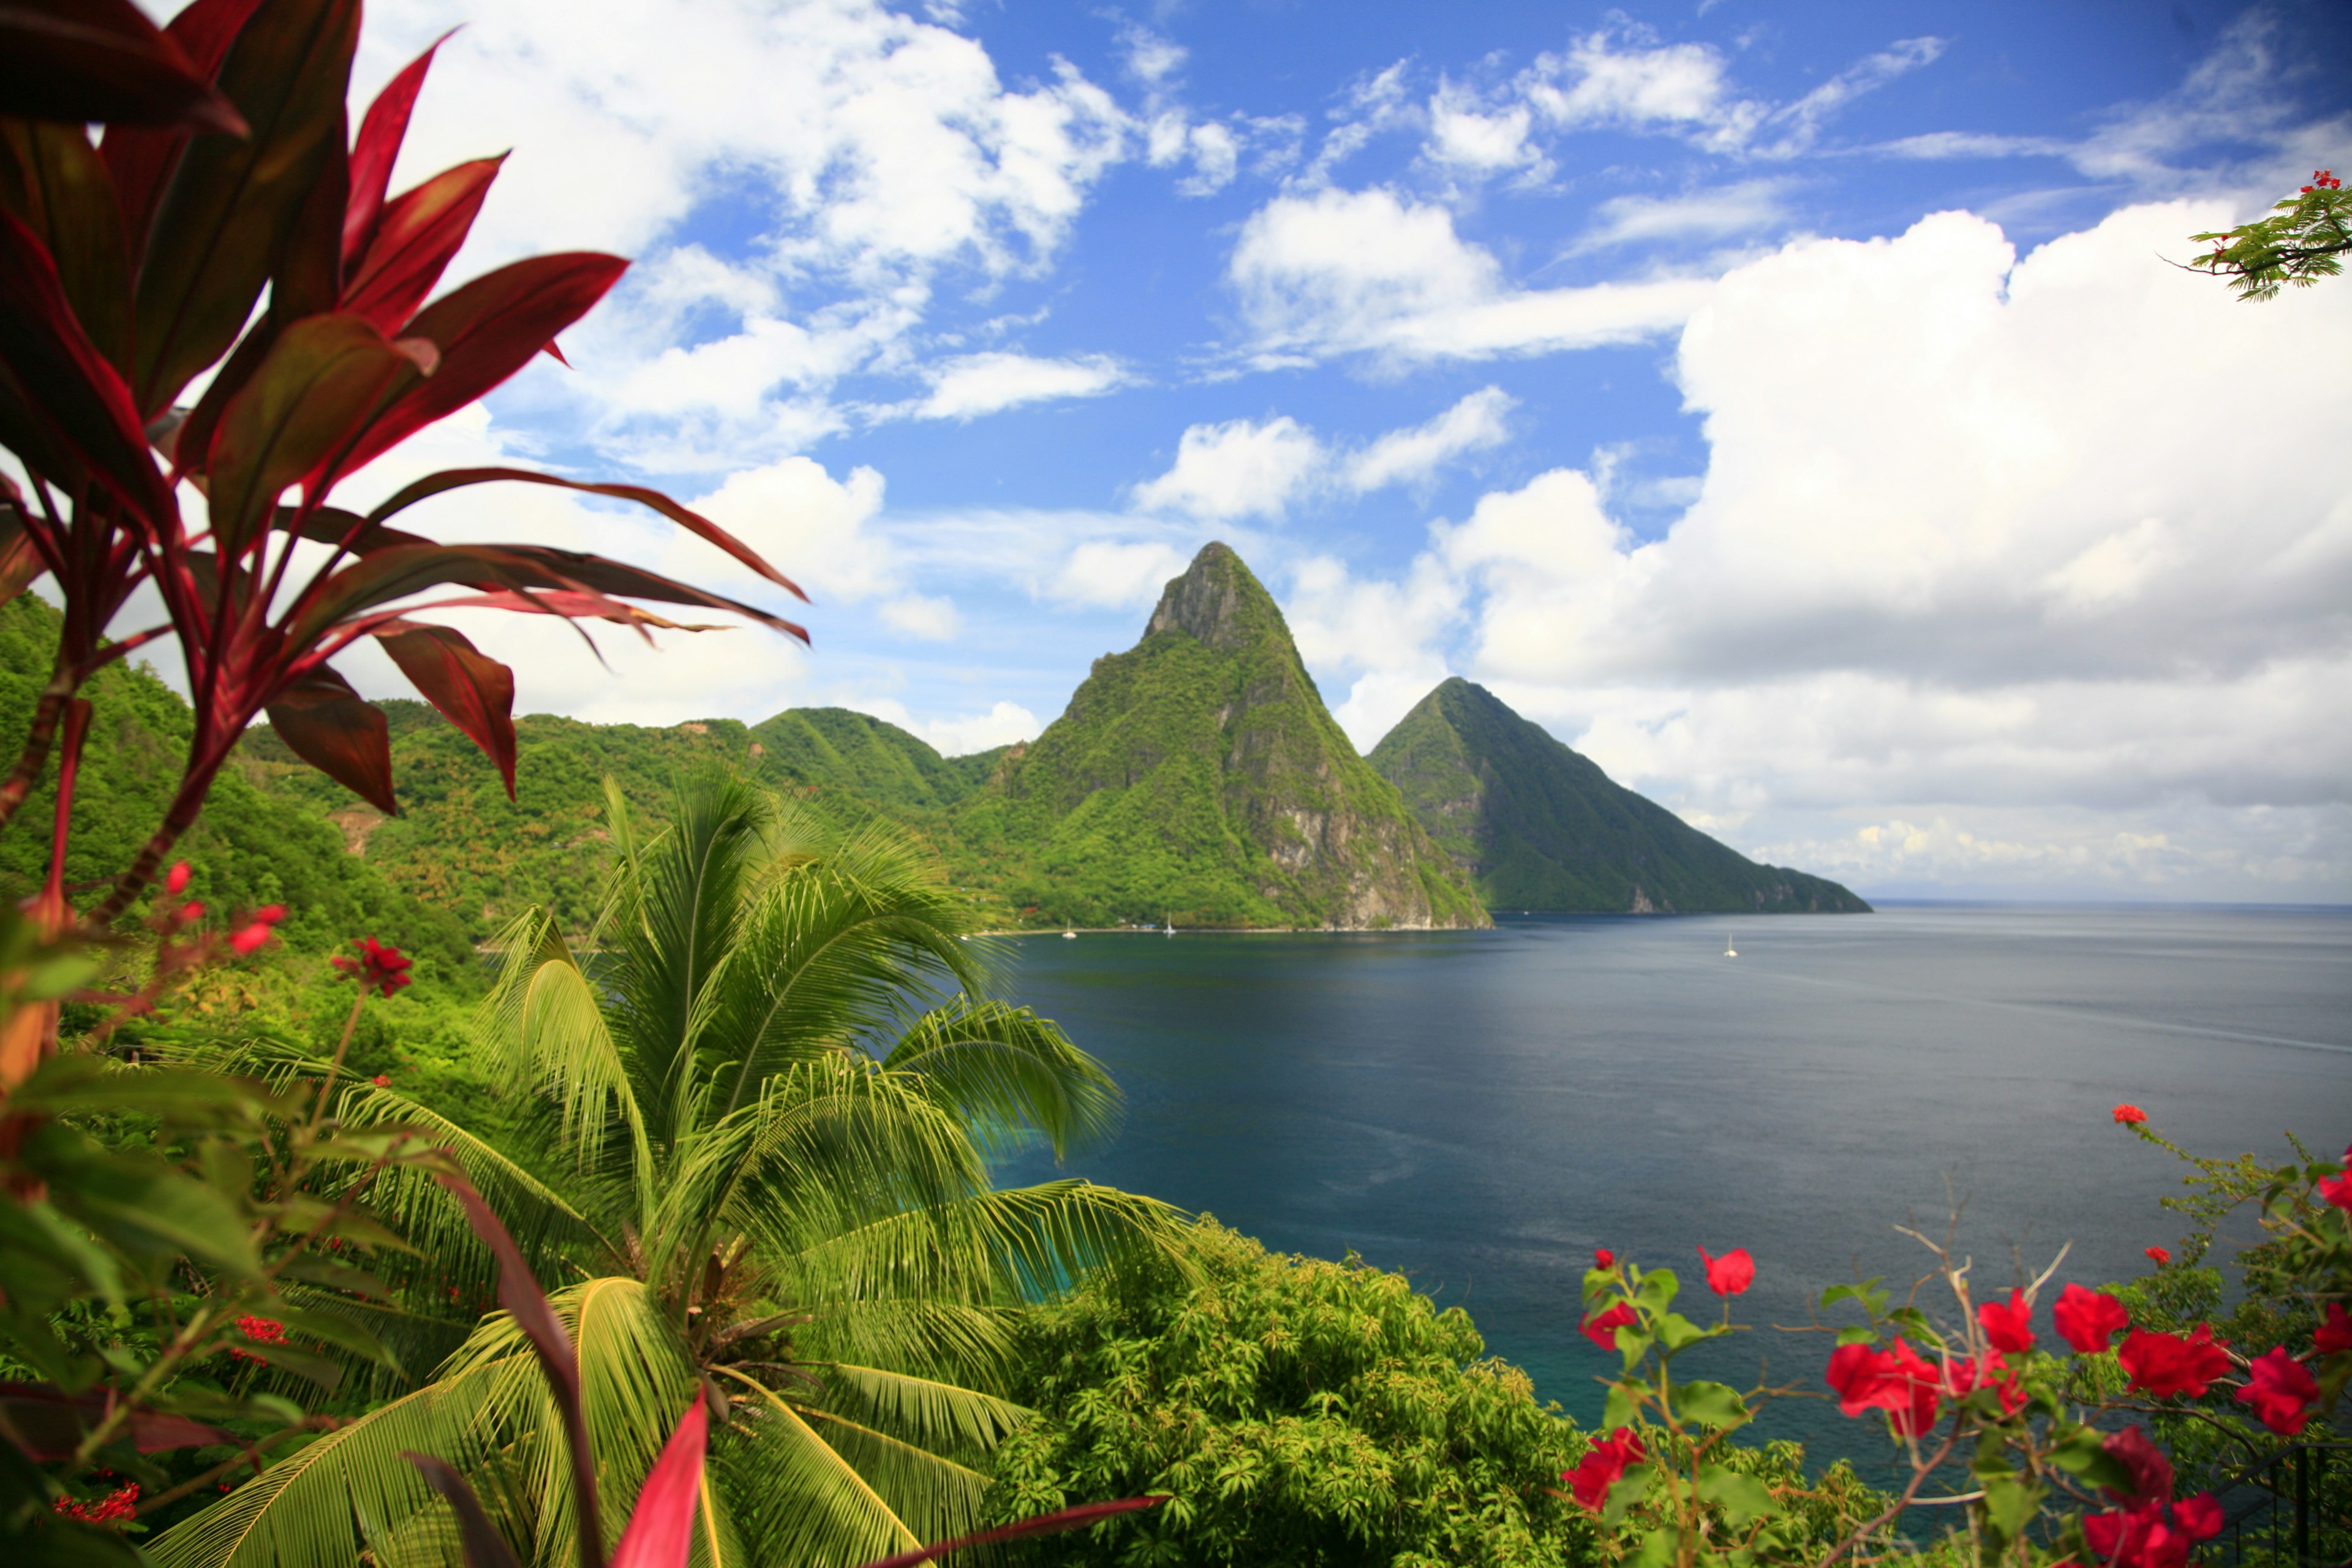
left=1145, top=541, right=1275, bottom=652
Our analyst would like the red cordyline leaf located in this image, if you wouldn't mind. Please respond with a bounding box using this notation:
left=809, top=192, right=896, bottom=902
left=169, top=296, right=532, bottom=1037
left=130, top=0, right=361, bottom=418
left=0, top=0, right=247, bottom=135
left=99, top=0, right=266, bottom=249
left=264, top=663, right=395, bottom=813
left=371, top=467, right=809, bottom=603
left=434, top=1172, right=605, bottom=1568
left=342, top=154, right=503, bottom=333
left=343, top=29, right=456, bottom=266
left=374, top=620, right=516, bottom=796
left=608, top=1400, right=706, bottom=1568
left=334, top=252, right=629, bottom=477
left=0, top=1381, right=228, bottom=1459
left=0, top=207, right=175, bottom=522
left=204, top=312, right=428, bottom=559
left=0, top=116, right=140, bottom=375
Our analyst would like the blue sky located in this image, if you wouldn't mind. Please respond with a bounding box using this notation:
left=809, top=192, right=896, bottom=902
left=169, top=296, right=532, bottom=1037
left=317, top=0, right=2351, bottom=900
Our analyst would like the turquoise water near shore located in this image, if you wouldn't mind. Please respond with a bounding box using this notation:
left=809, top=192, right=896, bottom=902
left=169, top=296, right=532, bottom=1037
left=989, top=903, right=2352, bottom=1475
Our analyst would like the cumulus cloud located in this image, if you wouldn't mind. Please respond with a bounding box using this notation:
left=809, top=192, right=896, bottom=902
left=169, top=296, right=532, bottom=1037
left=1133, top=387, right=1515, bottom=520
left=353, top=0, right=1134, bottom=469
left=1229, top=186, right=1708, bottom=366
left=1288, top=202, right=2352, bottom=899
left=1052, top=540, right=1199, bottom=609
left=844, top=697, right=1041, bottom=755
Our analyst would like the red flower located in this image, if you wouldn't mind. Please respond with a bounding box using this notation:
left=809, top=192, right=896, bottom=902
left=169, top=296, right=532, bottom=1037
left=2320, top=1150, right=2352, bottom=1212
left=166, top=861, right=193, bottom=895
left=236, top=1314, right=286, bottom=1343
left=1561, top=1427, right=1646, bottom=1513
left=2314, top=1301, right=2352, bottom=1357
left=2053, top=1283, right=2130, bottom=1354
left=1978, top=1289, right=2035, bottom=1354
left=1825, top=1338, right=1942, bottom=1434
left=333, top=937, right=414, bottom=996
left=54, top=1480, right=140, bottom=1525
left=371, top=1074, right=391, bottom=1088
left=2113, top=1104, right=2147, bottom=1125
left=1698, top=1245, right=1754, bottom=1297
left=2082, top=1434, right=2220, bottom=1568
left=1945, top=1351, right=2027, bottom=1417
left=2173, top=1493, right=2223, bottom=1540
left=2144, top=1246, right=2171, bottom=1267
left=1594, top=1248, right=1615, bottom=1270
left=1583, top=1301, right=1637, bottom=1352
left=2235, top=1346, right=2319, bottom=1435
left=2103, top=1426, right=2174, bottom=1506
left=2118, top=1324, right=2231, bottom=1399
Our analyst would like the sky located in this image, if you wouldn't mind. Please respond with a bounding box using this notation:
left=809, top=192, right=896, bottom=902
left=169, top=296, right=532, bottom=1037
left=265, top=0, right=2352, bottom=900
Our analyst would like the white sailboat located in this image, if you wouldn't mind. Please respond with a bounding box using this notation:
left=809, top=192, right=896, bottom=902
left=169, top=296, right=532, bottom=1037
left=1724, top=932, right=1737, bottom=958
left=1166, top=911, right=1175, bottom=937
left=1061, top=927, right=1077, bottom=940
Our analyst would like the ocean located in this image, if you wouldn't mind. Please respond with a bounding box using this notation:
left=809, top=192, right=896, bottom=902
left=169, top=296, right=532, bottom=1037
left=987, top=902, right=2352, bottom=1473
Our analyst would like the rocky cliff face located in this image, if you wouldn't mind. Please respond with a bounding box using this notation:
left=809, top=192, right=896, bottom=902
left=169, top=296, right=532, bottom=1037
left=1370, top=678, right=1871, bottom=915
left=960, top=543, right=1488, bottom=930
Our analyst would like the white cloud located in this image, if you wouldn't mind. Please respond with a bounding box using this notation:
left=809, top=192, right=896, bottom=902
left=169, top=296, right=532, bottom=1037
left=1229, top=186, right=1708, bottom=366
left=1291, top=200, right=2352, bottom=899
left=1132, top=416, right=1324, bottom=521
left=354, top=0, right=1134, bottom=469
left=1523, top=31, right=1762, bottom=151
left=1426, top=80, right=1544, bottom=176
left=850, top=697, right=1041, bottom=756
left=902, top=352, right=1129, bottom=421
left=1343, top=386, right=1513, bottom=492
left=1133, top=387, right=1514, bottom=520
left=1052, top=540, right=1197, bottom=609
left=1575, top=180, right=1793, bottom=252
left=878, top=594, right=963, bottom=640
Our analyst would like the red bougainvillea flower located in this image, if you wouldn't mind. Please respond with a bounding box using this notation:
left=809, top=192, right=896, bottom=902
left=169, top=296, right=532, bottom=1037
left=2119, top=1324, right=2231, bottom=1399
left=2082, top=1434, right=2222, bottom=1568
left=1825, top=1338, right=1942, bottom=1433
left=2113, top=1104, right=2147, bottom=1125
left=2144, top=1246, right=2172, bottom=1267
left=2173, top=1494, right=2224, bottom=1540
left=1698, top=1246, right=1755, bottom=1297
left=181, top=902, right=206, bottom=923
left=1594, top=1248, right=1615, bottom=1270
left=332, top=936, right=414, bottom=995
left=165, top=861, right=193, bottom=895
left=2315, top=1302, right=2352, bottom=1357
left=371, top=1074, right=391, bottom=1088
left=2104, top=1426, right=2176, bottom=1506
left=230, top=1314, right=287, bottom=1364
left=1943, top=1351, right=2028, bottom=1417
left=2053, top=1283, right=2131, bottom=1354
left=2236, top=1346, right=2320, bottom=1435
left=1978, top=1289, right=2035, bottom=1354
left=1561, top=1427, right=1647, bottom=1513
left=2320, top=1150, right=2352, bottom=1213
left=1582, top=1301, right=1637, bottom=1352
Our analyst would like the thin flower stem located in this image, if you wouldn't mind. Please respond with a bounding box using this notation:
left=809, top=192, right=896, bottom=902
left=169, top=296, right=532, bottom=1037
left=311, top=987, right=369, bottom=1128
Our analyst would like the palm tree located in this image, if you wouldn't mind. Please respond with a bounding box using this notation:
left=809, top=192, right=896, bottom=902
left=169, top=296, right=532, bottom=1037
left=156, top=773, right=1182, bottom=1568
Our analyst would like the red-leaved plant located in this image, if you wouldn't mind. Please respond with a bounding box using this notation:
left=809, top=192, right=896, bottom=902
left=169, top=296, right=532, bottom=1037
left=0, top=0, right=806, bottom=979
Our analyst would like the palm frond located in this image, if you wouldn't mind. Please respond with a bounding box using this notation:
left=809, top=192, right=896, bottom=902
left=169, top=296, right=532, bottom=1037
left=802, top=1363, right=1030, bottom=1457
left=707, top=1367, right=927, bottom=1568
left=881, top=999, right=1122, bottom=1162
left=480, top=908, right=650, bottom=1176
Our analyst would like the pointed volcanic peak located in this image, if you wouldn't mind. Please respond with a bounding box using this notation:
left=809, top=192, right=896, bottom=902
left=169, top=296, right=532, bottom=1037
left=960, top=543, right=1487, bottom=930
left=1369, top=678, right=1871, bottom=915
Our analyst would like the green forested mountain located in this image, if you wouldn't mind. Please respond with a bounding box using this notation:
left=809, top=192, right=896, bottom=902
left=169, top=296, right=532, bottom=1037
left=955, top=543, right=1487, bottom=929
left=0, top=598, right=474, bottom=968
left=1369, top=677, right=1870, bottom=915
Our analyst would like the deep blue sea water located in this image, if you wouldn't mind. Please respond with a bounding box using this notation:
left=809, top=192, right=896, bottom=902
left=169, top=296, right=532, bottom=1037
left=987, top=903, right=2352, bottom=1476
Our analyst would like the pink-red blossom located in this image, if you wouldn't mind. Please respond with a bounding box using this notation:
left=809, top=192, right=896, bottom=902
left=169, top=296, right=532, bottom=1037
left=2113, top=1104, right=2147, bottom=1125
left=1944, top=1351, right=2028, bottom=1417
left=1978, top=1289, right=2035, bottom=1354
left=1698, top=1245, right=1754, bottom=1297
left=165, top=861, right=192, bottom=895
left=1562, top=1428, right=1646, bottom=1513
left=2118, top=1324, right=2231, bottom=1399
left=1582, top=1302, right=1637, bottom=1352
left=333, top=936, right=413, bottom=996
left=54, top=1481, right=139, bottom=1525
left=2144, top=1246, right=2171, bottom=1267
left=2052, top=1283, right=2130, bottom=1354
left=2235, top=1345, right=2319, bottom=1435
left=2315, top=1302, right=2352, bottom=1357
left=1825, top=1338, right=1942, bottom=1434
left=372, top=1074, right=391, bottom=1088
left=1594, top=1248, right=1615, bottom=1270
left=2320, top=1149, right=2352, bottom=1213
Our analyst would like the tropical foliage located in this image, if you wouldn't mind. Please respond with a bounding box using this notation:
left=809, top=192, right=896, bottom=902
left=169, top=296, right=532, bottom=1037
left=152, top=773, right=1182, bottom=1568
left=2190, top=170, right=2351, bottom=301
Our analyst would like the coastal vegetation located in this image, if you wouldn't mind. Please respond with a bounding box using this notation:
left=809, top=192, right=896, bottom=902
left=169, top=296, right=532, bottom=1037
left=0, top=6, right=2343, bottom=1567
